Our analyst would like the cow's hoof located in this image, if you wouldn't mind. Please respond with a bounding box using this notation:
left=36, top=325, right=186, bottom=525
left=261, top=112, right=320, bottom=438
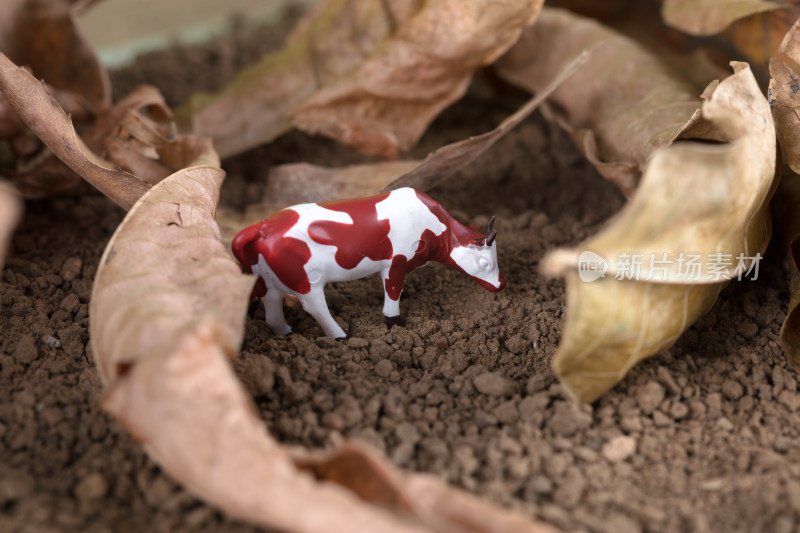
left=384, top=315, right=405, bottom=329
left=335, top=334, right=349, bottom=341
left=270, top=324, right=292, bottom=336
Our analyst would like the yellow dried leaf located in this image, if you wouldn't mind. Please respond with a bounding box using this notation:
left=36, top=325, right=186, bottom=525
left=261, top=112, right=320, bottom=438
left=179, top=0, right=544, bottom=159
left=496, top=8, right=716, bottom=195
left=542, top=62, right=776, bottom=401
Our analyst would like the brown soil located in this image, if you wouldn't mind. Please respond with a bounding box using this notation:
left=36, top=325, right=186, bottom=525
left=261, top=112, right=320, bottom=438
left=2, top=9, right=800, bottom=533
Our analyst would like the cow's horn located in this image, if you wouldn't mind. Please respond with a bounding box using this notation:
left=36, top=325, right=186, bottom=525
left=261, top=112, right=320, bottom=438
left=485, top=216, right=495, bottom=235
left=486, top=230, right=496, bottom=246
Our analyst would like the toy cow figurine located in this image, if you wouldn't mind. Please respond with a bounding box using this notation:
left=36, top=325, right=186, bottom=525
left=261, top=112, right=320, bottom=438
left=232, top=187, right=505, bottom=339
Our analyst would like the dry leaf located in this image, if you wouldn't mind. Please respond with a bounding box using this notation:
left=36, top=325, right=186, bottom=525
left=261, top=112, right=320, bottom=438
left=84, top=84, right=174, bottom=151
left=768, top=18, right=800, bottom=367
left=0, top=53, right=150, bottom=207
left=386, top=50, right=588, bottom=192
left=661, top=0, right=786, bottom=35
left=1, top=79, right=102, bottom=197
left=89, top=146, right=250, bottom=382
left=80, top=84, right=178, bottom=186
left=291, top=444, right=562, bottom=533
left=721, top=7, right=800, bottom=71
left=0, top=0, right=109, bottom=110
left=542, top=62, right=776, bottom=402
left=217, top=51, right=589, bottom=243
left=179, top=0, right=544, bottom=159
left=770, top=18, right=800, bottom=174
left=0, top=53, right=209, bottom=205
left=0, top=180, right=21, bottom=273
left=774, top=174, right=800, bottom=368
left=0, top=4, right=180, bottom=201
left=552, top=0, right=786, bottom=82
left=495, top=7, right=716, bottom=195
left=0, top=0, right=110, bottom=194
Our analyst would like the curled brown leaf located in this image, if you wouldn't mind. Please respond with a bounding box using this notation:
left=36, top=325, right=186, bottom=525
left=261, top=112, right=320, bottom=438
left=179, top=0, right=544, bottom=159
left=496, top=7, right=716, bottom=195
left=85, top=84, right=174, bottom=151
left=0, top=53, right=212, bottom=206
left=89, top=147, right=249, bottom=381
left=0, top=53, right=150, bottom=208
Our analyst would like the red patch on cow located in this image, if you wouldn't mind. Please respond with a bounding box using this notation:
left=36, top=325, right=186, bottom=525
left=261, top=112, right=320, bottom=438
left=309, top=193, right=393, bottom=269
left=414, top=190, right=486, bottom=246
left=384, top=228, right=449, bottom=300
left=383, top=191, right=496, bottom=301
left=231, top=209, right=311, bottom=295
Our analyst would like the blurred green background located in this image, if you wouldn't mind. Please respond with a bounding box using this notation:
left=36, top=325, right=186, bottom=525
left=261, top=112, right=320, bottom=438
left=76, top=0, right=315, bottom=67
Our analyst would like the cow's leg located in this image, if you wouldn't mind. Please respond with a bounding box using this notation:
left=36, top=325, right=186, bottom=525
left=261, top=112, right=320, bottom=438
left=382, top=268, right=405, bottom=328
left=298, top=287, right=347, bottom=339
left=262, top=290, right=291, bottom=335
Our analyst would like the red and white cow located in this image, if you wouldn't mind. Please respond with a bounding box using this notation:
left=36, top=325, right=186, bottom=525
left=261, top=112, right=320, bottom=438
left=232, top=187, right=505, bottom=339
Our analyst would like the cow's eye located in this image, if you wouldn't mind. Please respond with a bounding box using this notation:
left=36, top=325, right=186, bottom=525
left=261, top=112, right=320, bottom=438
left=478, top=257, right=491, bottom=271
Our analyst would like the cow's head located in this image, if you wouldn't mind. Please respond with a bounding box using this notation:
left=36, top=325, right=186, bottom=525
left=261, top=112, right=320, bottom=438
left=449, top=216, right=506, bottom=292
